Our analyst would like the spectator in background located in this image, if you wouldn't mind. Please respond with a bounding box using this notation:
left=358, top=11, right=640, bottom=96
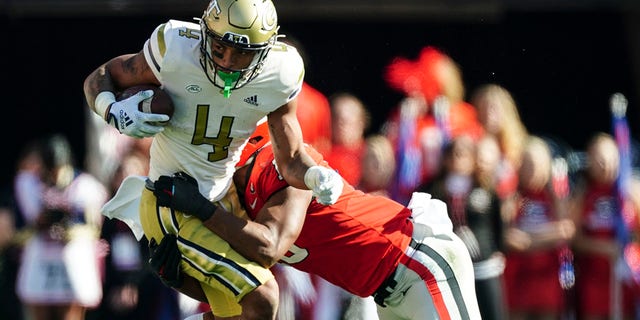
left=569, top=132, right=640, bottom=320
left=295, top=82, right=333, bottom=158
left=13, top=138, right=47, bottom=231
left=358, top=134, right=396, bottom=198
left=283, top=34, right=332, bottom=158
left=420, top=134, right=507, bottom=320
left=325, top=92, right=370, bottom=186
left=502, top=136, right=575, bottom=320
left=15, top=134, right=109, bottom=320
left=469, top=135, right=509, bottom=320
left=470, top=83, right=529, bottom=199
left=382, top=46, right=483, bottom=205
left=0, top=196, right=24, bottom=320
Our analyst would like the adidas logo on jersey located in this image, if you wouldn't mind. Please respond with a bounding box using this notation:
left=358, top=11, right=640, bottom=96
left=244, top=95, right=259, bottom=106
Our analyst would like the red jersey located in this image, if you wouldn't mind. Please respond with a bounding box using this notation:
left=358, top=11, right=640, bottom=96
left=576, top=182, right=618, bottom=291
left=296, top=82, right=332, bottom=157
left=324, top=143, right=365, bottom=186
left=242, top=145, right=413, bottom=297
left=580, top=182, right=617, bottom=239
left=575, top=182, right=639, bottom=316
left=504, top=189, right=564, bottom=311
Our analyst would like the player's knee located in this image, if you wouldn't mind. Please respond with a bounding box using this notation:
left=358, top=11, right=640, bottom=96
left=240, top=278, right=279, bottom=320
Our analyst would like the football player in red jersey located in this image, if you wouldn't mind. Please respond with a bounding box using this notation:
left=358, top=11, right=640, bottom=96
left=149, top=128, right=481, bottom=320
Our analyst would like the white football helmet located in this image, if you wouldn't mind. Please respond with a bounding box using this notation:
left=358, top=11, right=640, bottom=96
left=199, top=0, right=279, bottom=97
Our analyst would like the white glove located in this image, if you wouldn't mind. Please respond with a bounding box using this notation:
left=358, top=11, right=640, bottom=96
left=97, top=90, right=169, bottom=138
left=304, top=166, right=343, bottom=205
left=408, top=192, right=453, bottom=234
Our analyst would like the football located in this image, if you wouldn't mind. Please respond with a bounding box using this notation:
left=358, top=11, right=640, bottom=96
left=118, top=84, right=174, bottom=124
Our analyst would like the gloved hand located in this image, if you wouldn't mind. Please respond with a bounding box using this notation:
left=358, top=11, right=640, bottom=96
left=153, top=172, right=217, bottom=221
left=303, top=166, right=344, bottom=205
left=148, top=235, right=183, bottom=288
left=105, top=90, right=169, bottom=138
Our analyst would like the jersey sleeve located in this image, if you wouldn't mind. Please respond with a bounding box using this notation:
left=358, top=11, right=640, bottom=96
left=269, top=42, right=305, bottom=103
left=285, top=66, right=304, bottom=103
left=144, top=19, right=194, bottom=83
left=143, top=22, right=169, bottom=83
left=143, top=19, right=201, bottom=87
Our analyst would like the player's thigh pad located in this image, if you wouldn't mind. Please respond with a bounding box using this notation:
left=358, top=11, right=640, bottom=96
left=139, top=188, right=274, bottom=316
left=379, top=223, right=481, bottom=319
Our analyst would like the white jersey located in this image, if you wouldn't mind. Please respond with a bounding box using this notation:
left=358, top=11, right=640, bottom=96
left=143, top=19, right=304, bottom=201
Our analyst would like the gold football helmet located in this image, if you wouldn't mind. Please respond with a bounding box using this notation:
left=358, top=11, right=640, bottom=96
left=199, top=0, right=279, bottom=97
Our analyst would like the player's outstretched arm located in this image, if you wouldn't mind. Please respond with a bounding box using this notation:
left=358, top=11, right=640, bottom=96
left=267, top=101, right=343, bottom=205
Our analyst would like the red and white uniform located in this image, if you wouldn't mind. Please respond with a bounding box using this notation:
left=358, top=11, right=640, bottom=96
left=242, top=145, right=481, bottom=319
left=575, top=183, right=638, bottom=317
left=504, top=189, right=565, bottom=313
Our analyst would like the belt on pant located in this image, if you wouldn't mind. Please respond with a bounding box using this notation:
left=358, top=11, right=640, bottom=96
left=372, top=267, right=397, bottom=307
left=372, top=239, right=425, bottom=307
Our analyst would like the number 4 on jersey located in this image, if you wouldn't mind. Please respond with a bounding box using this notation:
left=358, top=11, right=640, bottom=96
left=192, top=104, right=234, bottom=162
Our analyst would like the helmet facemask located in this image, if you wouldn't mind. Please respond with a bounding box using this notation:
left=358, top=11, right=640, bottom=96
left=198, top=0, right=279, bottom=98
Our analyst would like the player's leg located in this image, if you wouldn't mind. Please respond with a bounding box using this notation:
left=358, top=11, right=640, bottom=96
left=238, top=278, right=279, bottom=319
left=140, top=188, right=277, bottom=319
left=177, top=274, right=279, bottom=320
left=376, top=222, right=481, bottom=320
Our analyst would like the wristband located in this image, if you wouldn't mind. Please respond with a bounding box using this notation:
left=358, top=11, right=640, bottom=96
left=194, top=197, right=217, bottom=221
left=95, top=91, right=116, bottom=121
left=303, top=165, right=323, bottom=190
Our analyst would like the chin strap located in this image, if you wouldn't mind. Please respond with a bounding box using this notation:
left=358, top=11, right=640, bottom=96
left=217, top=71, right=240, bottom=98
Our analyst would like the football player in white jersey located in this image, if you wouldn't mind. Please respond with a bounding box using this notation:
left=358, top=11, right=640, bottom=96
left=83, top=0, right=344, bottom=318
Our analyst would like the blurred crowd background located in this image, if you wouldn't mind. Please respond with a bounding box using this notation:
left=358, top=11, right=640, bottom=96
left=1, top=1, right=640, bottom=319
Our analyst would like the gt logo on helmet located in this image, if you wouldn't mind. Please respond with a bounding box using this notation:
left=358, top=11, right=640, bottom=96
left=206, top=0, right=221, bottom=17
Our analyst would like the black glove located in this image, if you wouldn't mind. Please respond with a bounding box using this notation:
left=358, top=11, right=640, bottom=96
left=153, top=172, right=217, bottom=221
left=148, top=235, right=184, bottom=288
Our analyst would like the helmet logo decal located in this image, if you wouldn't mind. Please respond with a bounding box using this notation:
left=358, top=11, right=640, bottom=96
left=262, top=2, right=277, bottom=31
left=222, top=32, right=250, bottom=45
left=206, top=0, right=221, bottom=18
